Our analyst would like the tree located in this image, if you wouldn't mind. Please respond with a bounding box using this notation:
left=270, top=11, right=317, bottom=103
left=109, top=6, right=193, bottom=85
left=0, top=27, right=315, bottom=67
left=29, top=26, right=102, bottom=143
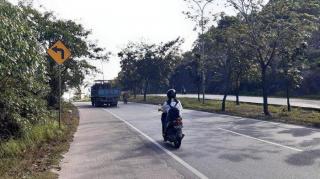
left=203, top=15, right=251, bottom=111
left=138, top=39, right=182, bottom=101
left=118, top=39, right=182, bottom=101
left=118, top=43, right=141, bottom=98
left=227, top=0, right=320, bottom=115
left=21, top=4, right=109, bottom=107
left=183, top=0, right=218, bottom=104
left=189, top=56, right=203, bottom=101
left=0, top=0, right=49, bottom=138
left=173, top=52, right=202, bottom=100
left=278, top=43, right=308, bottom=111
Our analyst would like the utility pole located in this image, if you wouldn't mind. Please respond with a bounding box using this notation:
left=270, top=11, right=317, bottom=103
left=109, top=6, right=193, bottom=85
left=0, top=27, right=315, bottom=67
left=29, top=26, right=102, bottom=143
left=200, top=1, right=206, bottom=104
left=101, top=60, right=105, bottom=82
left=185, top=0, right=214, bottom=104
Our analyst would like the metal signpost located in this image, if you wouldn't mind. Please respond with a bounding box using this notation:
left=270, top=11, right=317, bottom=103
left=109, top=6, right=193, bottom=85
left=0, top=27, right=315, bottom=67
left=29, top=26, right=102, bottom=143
left=47, top=40, right=71, bottom=127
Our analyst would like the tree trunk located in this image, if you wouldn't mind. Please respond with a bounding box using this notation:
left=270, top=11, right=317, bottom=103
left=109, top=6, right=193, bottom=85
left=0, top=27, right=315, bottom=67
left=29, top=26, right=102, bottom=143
left=143, top=91, right=147, bottom=102
left=143, top=81, right=148, bottom=102
left=286, top=83, right=291, bottom=112
left=236, top=92, right=240, bottom=106
left=261, top=66, right=270, bottom=116
left=222, top=73, right=231, bottom=112
left=222, top=93, right=228, bottom=112
left=197, top=84, right=200, bottom=102
left=133, top=88, right=137, bottom=99
left=235, top=77, right=240, bottom=105
left=202, top=71, right=205, bottom=104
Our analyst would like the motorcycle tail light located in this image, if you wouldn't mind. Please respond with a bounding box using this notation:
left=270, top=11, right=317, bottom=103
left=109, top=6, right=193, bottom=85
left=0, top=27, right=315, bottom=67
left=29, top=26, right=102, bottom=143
left=174, top=118, right=183, bottom=125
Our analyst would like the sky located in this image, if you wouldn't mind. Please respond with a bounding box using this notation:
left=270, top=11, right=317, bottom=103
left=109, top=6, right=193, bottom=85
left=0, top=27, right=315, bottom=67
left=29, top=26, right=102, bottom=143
left=9, top=0, right=233, bottom=82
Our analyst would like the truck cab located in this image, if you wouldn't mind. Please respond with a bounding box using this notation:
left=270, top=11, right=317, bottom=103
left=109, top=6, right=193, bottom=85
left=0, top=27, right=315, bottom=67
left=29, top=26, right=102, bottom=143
left=90, top=80, right=121, bottom=107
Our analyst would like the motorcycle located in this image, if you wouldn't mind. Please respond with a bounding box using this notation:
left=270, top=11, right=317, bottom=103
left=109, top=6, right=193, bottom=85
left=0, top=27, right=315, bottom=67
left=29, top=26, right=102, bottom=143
left=159, top=108, right=184, bottom=148
left=164, top=117, right=184, bottom=148
left=123, top=97, right=128, bottom=104
left=122, top=92, right=129, bottom=104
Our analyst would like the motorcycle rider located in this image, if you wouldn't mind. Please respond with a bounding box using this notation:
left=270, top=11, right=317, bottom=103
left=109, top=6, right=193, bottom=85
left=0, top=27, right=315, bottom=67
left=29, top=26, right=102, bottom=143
left=159, top=89, right=183, bottom=137
left=122, top=91, right=129, bottom=104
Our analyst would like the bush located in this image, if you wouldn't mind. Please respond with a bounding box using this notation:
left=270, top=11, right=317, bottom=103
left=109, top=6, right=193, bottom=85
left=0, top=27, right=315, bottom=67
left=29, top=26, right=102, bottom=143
left=0, top=120, right=62, bottom=158
left=0, top=0, right=49, bottom=140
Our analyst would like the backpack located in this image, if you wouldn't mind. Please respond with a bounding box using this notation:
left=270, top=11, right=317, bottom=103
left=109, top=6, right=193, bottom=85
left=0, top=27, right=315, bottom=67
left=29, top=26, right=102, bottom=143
left=167, top=99, right=181, bottom=122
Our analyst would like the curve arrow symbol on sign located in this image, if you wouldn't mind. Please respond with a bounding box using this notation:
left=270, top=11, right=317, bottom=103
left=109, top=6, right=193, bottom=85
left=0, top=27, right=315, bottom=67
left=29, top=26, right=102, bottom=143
left=52, top=46, right=65, bottom=59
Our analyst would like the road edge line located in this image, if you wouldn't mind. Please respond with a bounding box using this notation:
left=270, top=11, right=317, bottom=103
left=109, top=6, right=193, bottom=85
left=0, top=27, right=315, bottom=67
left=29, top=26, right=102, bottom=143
left=103, top=109, right=209, bottom=179
left=218, top=128, right=303, bottom=152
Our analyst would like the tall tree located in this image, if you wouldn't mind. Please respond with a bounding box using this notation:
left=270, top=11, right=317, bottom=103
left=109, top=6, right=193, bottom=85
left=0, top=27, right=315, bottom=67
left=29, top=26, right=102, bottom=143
left=21, top=4, right=109, bottom=107
left=278, top=43, right=308, bottom=111
left=0, top=0, right=49, bottom=138
left=118, top=43, right=141, bottom=98
left=118, top=39, right=182, bottom=101
left=204, top=15, right=251, bottom=111
left=183, top=0, right=218, bottom=104
left=227, top=0, right=320, bottom=115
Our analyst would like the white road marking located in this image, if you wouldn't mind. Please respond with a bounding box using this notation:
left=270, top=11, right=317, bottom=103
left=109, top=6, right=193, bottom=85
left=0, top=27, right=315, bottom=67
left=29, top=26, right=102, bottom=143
left=104, top=109, right=209, bottom=179
left=218, top=128, right=303, bottom=152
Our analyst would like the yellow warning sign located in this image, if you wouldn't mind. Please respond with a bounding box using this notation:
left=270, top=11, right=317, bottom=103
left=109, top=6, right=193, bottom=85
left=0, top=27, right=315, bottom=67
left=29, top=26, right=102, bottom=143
left=47, top=40, right=71, bottom=65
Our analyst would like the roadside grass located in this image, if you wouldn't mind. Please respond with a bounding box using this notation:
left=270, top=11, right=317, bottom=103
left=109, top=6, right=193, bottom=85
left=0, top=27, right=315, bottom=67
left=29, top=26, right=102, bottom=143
left=0, top=102, right=79, bottom=179
left=129, top=96, right=320, bottom=128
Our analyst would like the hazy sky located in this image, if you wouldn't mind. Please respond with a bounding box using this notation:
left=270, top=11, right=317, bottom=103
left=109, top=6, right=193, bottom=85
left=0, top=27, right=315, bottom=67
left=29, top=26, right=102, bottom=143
left=9, top=0, right=232, bottom=81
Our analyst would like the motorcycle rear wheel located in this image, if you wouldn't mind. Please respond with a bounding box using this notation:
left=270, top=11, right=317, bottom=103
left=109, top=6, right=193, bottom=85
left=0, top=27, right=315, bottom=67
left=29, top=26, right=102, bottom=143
left=163, top=135, right=168, bottom=142
left=174, top=140, right=181, bottom=149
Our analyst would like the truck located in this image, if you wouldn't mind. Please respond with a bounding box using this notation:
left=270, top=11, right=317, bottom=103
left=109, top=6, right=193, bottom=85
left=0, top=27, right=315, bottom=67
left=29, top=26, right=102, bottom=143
left=90, top=80, right=121, bottom=107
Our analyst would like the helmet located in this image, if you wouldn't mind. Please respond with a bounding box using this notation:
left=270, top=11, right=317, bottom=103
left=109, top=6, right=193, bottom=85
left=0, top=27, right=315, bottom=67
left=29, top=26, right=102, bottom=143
left=167, top=89, right=176, bottom=99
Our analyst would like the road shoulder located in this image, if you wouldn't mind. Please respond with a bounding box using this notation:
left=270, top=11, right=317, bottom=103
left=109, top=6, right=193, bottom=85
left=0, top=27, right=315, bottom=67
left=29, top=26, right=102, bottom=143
left=58, top=104, right=195, bottom=179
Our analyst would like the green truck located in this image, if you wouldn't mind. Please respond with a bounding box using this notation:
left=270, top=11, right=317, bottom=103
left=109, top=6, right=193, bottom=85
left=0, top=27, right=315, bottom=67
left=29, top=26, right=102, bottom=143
left=90, top=80, right=121, bottom=107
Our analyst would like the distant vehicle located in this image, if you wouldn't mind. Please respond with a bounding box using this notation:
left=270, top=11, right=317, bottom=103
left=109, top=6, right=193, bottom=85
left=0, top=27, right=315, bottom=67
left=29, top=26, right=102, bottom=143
left=122, top=91, right=130, bottom=104
left=90, top=80, right=121, bottom=107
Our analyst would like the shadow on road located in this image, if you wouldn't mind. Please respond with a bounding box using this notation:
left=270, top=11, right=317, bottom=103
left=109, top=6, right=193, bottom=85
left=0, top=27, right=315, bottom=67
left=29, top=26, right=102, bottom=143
left=286, top=149, right=320, bottom=166
left=113, top=140, right=181, bottom=162
left=299, top=138, right=320, bottom=147
left=278, top=128, right=315, bottom=137
left=75, top=104, right=119, bottom=109
left=218, top=153, right=262, bottom=162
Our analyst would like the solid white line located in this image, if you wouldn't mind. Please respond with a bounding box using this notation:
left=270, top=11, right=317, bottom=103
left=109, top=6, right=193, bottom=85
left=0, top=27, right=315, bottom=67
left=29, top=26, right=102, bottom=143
left=218, top=128, right=303, bottom=152
left=103, top=109, right=209, bottom=179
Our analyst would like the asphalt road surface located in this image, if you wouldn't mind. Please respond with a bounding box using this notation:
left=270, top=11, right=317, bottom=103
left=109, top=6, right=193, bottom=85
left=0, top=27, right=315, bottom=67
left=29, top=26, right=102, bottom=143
left=59, top=102, right=320, bottom=179
left=150, top=94, right=320, bottom=109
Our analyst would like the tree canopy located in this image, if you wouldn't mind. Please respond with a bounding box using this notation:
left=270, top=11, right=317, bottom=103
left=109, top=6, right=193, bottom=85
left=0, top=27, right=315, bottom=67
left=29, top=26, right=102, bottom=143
left=118, top=39, right=183, bottom=101
left=0, top=0, right=109, bottom=139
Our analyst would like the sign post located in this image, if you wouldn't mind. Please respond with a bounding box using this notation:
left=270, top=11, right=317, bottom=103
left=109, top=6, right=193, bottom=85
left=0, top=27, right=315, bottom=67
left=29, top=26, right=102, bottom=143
left=47, top=40, right=71, bottom=128
left=58, top=65, right=62, bottom=127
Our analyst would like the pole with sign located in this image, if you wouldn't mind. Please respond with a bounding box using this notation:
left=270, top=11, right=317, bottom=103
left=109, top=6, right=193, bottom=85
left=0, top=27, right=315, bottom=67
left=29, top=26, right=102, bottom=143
left=47, top=40, right=71, bottom=128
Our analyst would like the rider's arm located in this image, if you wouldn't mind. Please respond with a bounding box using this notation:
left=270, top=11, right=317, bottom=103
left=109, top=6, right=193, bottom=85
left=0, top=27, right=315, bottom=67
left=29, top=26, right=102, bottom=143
left=177, top=100, right=183, bottom=111
left=161, top=101, right=169, bottom=113
left=176, top=101, right=183, bottom=116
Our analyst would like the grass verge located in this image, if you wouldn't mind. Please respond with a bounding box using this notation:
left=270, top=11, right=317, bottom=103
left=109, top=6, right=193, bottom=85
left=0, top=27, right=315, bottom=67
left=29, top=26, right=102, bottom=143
left=130, top=96, right=320, bottom=128
left=0, top=102, right=79, bottom=179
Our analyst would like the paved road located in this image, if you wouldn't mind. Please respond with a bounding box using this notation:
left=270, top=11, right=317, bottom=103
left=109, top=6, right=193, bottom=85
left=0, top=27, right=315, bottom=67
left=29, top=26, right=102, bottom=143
left=150, top=94, right=320, bottom=109
left=59, top=102, right=320, bottom=179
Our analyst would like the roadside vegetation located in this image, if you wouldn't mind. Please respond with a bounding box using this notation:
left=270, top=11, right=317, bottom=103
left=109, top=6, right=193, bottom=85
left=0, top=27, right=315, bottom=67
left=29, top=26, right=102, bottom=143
left=130, top=96, right=320, bottom=128
left=0, top=103, right=79, bottom=179
left=0, top=1, right=106, bottom=178
left=116, top=0, right=320, bottom=116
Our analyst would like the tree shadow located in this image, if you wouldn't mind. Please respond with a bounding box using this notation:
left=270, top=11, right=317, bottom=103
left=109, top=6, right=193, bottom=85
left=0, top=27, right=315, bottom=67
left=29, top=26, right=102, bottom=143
left=299, top=138, right=320, bottom=148
left=75, top=104, right=93, bottom=109
left=232, top=119, right=262, bottom=125
left=219, top=153, right=262, bottom=162
left=285, top=149, right=320, bottom=166
left=114, top=140, right=180, bottom=162
left=278, top=128, right=315, bottom=137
